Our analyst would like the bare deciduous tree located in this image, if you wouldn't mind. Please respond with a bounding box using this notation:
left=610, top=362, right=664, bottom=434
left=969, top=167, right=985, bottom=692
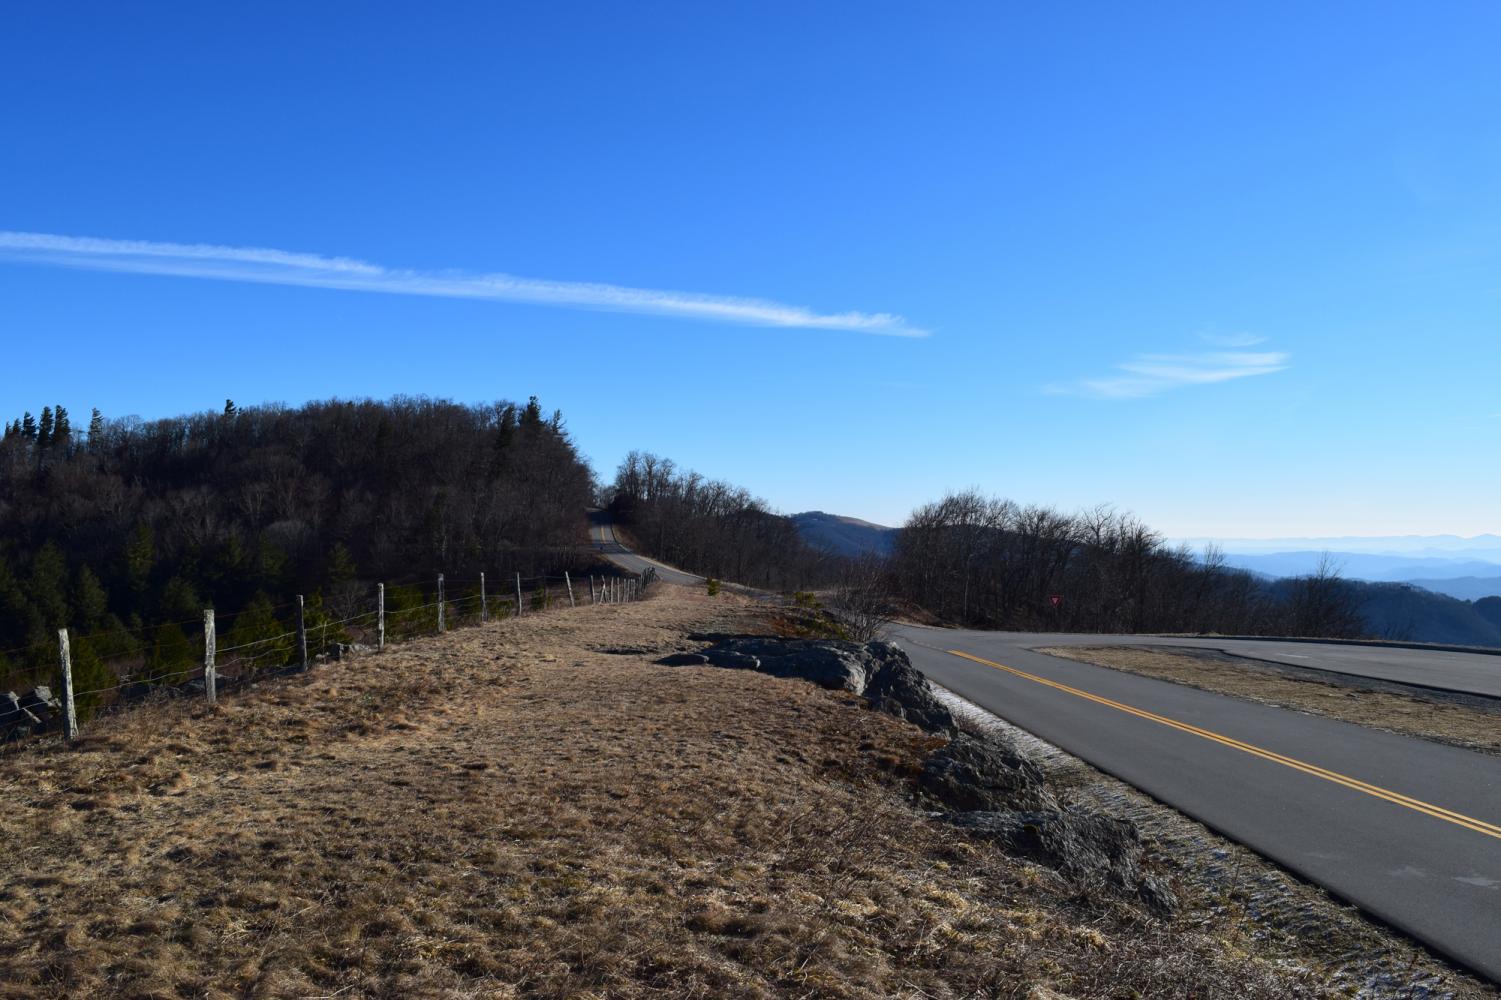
left=828, top=554, right=895, bottom=642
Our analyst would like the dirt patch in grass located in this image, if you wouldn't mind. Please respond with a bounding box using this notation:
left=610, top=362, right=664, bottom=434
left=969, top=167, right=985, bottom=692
left=0, top=589, right=1479, bottom=998
left=1038, top=644, right=1501, bottom=756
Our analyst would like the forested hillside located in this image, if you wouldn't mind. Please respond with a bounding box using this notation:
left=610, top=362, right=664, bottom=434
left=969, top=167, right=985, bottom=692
left=1343, top=582, right=1501, bottom=647
left=0, top=396, right=594, bottom=686
left=791, top=511, right=898, bottom=558
left=888, top=491, right=1367, bottom=638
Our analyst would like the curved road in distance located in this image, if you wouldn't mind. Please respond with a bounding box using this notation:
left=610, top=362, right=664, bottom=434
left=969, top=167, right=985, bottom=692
left=588, top=510, right=705, bottom=586
left=891, top=622, right=1501, bottom=983
left=1028, top=631, right=1501, bottom=699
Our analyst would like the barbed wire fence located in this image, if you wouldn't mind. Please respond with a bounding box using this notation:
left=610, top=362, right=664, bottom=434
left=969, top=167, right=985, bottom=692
left=1, top=565, right=658, bottom=748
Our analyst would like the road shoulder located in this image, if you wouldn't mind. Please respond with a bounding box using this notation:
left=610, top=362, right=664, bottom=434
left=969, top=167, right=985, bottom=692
left=1038, top=643, right=1501, bottom=756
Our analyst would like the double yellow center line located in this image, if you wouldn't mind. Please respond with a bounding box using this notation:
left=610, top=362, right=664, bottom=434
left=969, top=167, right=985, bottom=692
left=946, top=649, right=1501, bottom=842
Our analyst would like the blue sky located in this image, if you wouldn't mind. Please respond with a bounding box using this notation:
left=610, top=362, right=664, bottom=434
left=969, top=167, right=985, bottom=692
left=3, top=3, right=1499, bottom=538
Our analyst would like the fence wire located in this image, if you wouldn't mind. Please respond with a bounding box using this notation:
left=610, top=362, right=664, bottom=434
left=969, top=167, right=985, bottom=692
left=3, top=567, right=655, bottom=751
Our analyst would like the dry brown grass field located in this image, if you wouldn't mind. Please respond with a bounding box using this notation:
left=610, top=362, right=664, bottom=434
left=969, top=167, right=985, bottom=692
left=0, top=588, right=1476, bottom=999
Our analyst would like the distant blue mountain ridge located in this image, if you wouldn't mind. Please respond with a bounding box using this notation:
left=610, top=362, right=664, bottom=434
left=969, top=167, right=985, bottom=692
left=793, top=516, right=1501, bottom=646
left=1220, top=551, right=1501, bottom=582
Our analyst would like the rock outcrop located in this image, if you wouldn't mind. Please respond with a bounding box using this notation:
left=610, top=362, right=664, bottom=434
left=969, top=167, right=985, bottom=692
left=919, top=732, right=1055, bottom=812
left=948, top=807, right=1176, bottom=913
left=860, top=642, right=955, bottom=734
left=660, top=637, right=954, bottom=733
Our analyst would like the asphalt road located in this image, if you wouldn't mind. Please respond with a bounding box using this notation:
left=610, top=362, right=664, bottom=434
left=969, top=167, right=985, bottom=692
left=1029, top=631, right=1501, bottom=699
left=588, top=511, right=705, bottom=586
left=889, top=623, right=1501, bottom=983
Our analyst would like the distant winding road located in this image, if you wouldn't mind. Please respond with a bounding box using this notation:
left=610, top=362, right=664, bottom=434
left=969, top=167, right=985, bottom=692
left=1001, top=631, right=1501, bottom=700
left=588, top=510, right=704, bottom=586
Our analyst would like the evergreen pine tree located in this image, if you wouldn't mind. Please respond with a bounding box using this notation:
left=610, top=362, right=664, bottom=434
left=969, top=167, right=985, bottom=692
left=521, top=395, right=543, bottom=429
left=37, top=406, right=53, bottom=447
left=224, top=593, right=292, bottom=672
left=158, top=575, right=202, bottom=621
left=21, top=412, right=36, bottom=440
left=224, top=398, right=237, bottom=417
left=124, top=524, right=155, bottom=599
left=29, top=542, right=70, bottom=627
left=0, top=555, right=43, bottom=651
left=66, top=638, right=114, bottom=721
left=496, top=404, right=516, bottom=450
left=53, top=406, right=70, bottom=444
left=87, top=407, right=104, bottom=446
left=326, top=543, right=357, bottom=587
left=145, top=622, right=193, bottom=683
left=72, top=566, right=110, bottom=630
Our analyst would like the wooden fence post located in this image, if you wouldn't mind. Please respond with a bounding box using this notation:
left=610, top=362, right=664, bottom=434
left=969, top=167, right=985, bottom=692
left=296, top=595, right=308, bottom=671
left=480, top=572, right=488, bottom=622
left=203, top=609, right=217, bottom=705
left=515, top=572, right=524, bottom=616
left=57, top=628, right=78, bottom=741
left=589, top=576, right=597, bottom=604
left=377, top=583, right=385, bottom=651
left=565, top=572, right=576, bottom=608
left=437, top=574, right=446, bottom=633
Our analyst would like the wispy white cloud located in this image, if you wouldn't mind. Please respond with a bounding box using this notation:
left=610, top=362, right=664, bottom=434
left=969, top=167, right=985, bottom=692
left=1197, top=331, right=1266, bottom=348
left=0, top=230, right=928, bottom=337
left=1047, top=349, right=1289, bottom=399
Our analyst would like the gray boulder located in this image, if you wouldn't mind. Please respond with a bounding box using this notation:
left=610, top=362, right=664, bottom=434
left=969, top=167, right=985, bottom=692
left=2, top=687, right=61, bottom=740
left=920, top=733, right=1054, bottom=811
left=1, top=690, right=41, bottom=739
left=656, top=652, right=711, bottom=667
left=700, top=637, right=870, bottom=691
left=18, top=687, right=59, bottom=728
left=862, top=642, right=955, bottom=733
left=703, top=649, right=762, bottom=671
left=949, top=807, right=1176, bottom=913
left=689, top=636, right=954, bottom=732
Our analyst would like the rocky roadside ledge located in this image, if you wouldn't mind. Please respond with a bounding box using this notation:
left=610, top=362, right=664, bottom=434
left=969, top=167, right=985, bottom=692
left=658, top=636, right=1176, bottom=915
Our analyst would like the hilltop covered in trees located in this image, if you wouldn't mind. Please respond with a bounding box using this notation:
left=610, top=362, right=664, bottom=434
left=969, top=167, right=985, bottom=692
left=0, top=396, right=595, bottom=686
left=891, top=491, right=1362, bottom=637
